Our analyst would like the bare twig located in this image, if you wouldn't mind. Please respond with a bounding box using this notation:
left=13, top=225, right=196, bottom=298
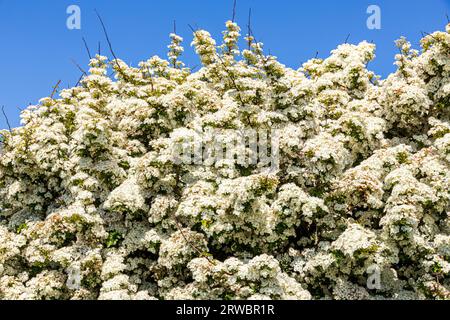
left=446, top=13, right=449, bottom=24
left=247, top=23, right=262, bottom=47
left=82, top=37, right=92, bottom=60
left=232, top=0, right=237, bottom=22
left=420, top=30, right=449, bottom=50
left=50, top=80, right=61, bottom=99
left=188, top=23, right=197, bottom=33
left=1, top=106, right=11, bottom=131
left=345, top=33, right=350, bottom=44
left=247, top=8, right=252, bottom=49
left=71, top=58, right=88, bottom=87
left=421, top=30, right=438, bottom=41
left=75, top=73, right=85, bottom=87
left=95, top=9, right=129, bottom=80
left=190, top=65, right=199, bottom=72
left=315, top=51, right=319, bottom=59
left=215, top=54, right=245, bottom=105
left=71, top=58, right=88, bottom=75
left=173, top=20, right=177, bottom=34
left=98, top=41, right=101, bottom=55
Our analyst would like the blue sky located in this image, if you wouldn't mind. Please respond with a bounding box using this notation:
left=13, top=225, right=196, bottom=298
left=0, top=0, right=449, bottom=129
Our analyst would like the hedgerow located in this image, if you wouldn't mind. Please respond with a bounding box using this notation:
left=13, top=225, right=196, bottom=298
left=0, top=21, right=449, bottom=300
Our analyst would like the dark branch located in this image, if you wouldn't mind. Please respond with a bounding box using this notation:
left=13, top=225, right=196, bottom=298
left=247, top=8, right=252, bottom=49
left=173, top=20, right=177, bottom=34
left=50, top=80, right=61, bottom=99
left=75, top=73, right=85, bottom=87
left=188, top=23, right=197, bottom=33
left=232, top=0, right=237, bottom=22
left=95, top=9, right=128, bottom=80
left=71, top=58, right=87, bottom=75
left=82, top=37, right=92, bottom=60
left=345, top=33, right=350, bottom=44
left=1, top=106, right=11, bottom=131
left=247, top=23, right=261, bottom=45
left=215, top=54, right=245, bottom=106
left=421, top=30, right=442, bottom=44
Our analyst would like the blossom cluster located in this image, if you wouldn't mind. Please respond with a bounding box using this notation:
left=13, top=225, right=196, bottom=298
left=0, top=21, right=449, bottom=300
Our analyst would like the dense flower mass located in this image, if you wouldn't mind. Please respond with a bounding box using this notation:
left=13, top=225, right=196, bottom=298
left=0, top=21, right=449, bottom=300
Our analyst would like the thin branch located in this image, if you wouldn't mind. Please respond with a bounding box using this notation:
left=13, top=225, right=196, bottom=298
left=420, top=30, right=448, bottom=50
left=173, top=20, right=177, bottom=34
left=50, top=80, right=61, bottom=99
left=247, top=23, right=262, bottom=47
left=247, top=8, right=252, bottom=49
left=446, top=13, right=449, bottom=24
left=190, top=65, right=199, bottom=72
left=188, top=23, right=197, bottom=33
left=246, top=24, right=283, bottom=88
left=232, top=0, right=237, bottom=22
left=345, top=33, right=350, bottom=44
left=315, top=51, right=319, bottom=59
left=75, top=73, right=85, bottom=87
left=215, top=54, right=245, bottom=106
left=71, top=58, right=88, bottom=75
left=95, top=9, right=128, bottom=80
left=82, top=37, right=92, bottom=60
left=98, top=41, right=101, bottom=55
left=1, top=106, right=11, bottom=131
left=421, top=30, right=437, bottom=40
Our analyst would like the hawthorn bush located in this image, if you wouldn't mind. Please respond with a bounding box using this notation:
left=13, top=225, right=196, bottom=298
left=0, top=21, right=449, bottom=300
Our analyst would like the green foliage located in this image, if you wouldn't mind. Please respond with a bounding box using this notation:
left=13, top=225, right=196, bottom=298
left=105, top=230, right=123, bottom=248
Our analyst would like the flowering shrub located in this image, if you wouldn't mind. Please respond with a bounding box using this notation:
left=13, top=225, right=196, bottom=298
left=0, top=21, right=449, bottom=300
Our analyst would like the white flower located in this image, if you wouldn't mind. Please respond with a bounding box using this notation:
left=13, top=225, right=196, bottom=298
left=0, top=20, right=449, bottom=300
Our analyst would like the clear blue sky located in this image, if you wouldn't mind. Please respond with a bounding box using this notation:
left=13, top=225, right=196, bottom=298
left=0, top=0, right=449, bottom=129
